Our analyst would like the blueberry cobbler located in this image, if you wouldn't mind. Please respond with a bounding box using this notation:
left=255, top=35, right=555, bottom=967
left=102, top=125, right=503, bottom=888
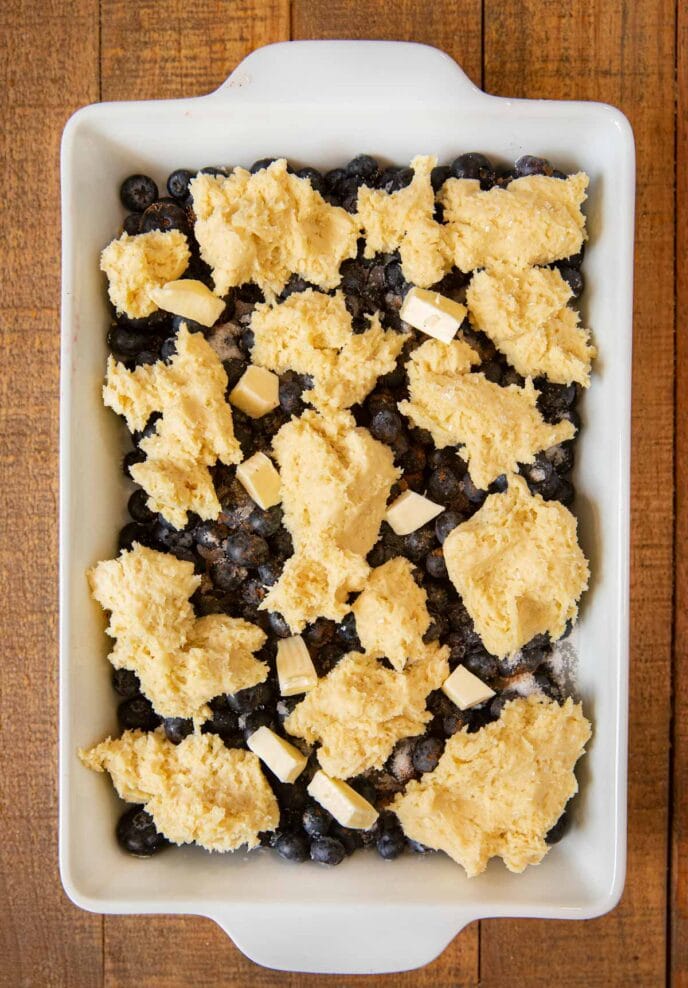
left=80, top=152, right=593, bottom=876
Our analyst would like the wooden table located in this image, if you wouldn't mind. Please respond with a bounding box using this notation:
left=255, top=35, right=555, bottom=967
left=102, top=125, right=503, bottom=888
left=0, top=1, right=683, bottom=984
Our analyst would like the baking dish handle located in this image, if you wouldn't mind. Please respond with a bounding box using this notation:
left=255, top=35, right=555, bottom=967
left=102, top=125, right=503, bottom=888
left=208, top=904, right=472, bottom=975
left=208, top=40, right=486, bottom=106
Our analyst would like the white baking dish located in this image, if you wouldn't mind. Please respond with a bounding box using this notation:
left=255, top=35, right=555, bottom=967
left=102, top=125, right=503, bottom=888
left=59, top=40, right=634, bottom=975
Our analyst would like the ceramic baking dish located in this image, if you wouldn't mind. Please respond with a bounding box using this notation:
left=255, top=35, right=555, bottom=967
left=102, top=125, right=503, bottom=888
left=59, top=40, right=634, bottom=975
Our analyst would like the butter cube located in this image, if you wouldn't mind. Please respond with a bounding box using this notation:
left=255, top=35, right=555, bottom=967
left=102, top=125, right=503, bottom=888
left=236, top=452, right=281, bottom=510
left=385, top=489, right=444, bottom=536
left=148, top=278, right=225, bottom=327
left=400, top=287, right=467, bottom=344
left=229, top=365, right=280, bottom=418
left=277, top=635, right=318, bottom=697
left=442, top=665, right=495, bottom=711
left=307, top=770, right=378, bottom=830
left=247, top=725, right=307, bottom=784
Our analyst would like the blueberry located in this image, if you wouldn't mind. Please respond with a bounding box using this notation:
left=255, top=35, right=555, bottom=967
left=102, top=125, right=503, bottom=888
left=239, top=328, right=255, bottom=355
left=270, top=528, right=294, bottom=560
left=558, top=265, right=584, bottom=298
left=450, top=153, right=494, bottom=188
left=430, top=165, right=451, bottom=192
left=427, top=466, right=461, bottom=504
left=302, top=803, right=332, bottom=837
left=536, top=381, right=578, bottom=422
left=279, top=374, right=306, bottom=415
left=443, top=710, right=465, bottom=736
left=268, top=611, right=292, bottom=638
left=314, top=643, right=342, bottom=676
left=139, top=200, right=189, bottom=235
left=250, top=158, right=278, bottom=173
left=118, top=695, right=161, bottom=731
left=378, top=166, right=414, bottom=193
left=112, top=668, right=140, bottom=698
left=556, top=478, right=575, bottom=505
left=303, top=618, right=336, bottom=649
left=123, top=448, right=146, bottom=479
left=407, top=838, right=433, bottom=854
left=231, top=680, right=275, bottom=716
left=163, top=717, right=193, bottom=745
left=425, top=548, right=447, bottom=579
left=310, top=836, right=346, bottom=866
left=545, top=809, right=570, bottom=845
left=116, top=806, right=168, bottom=856
left=461, top=473, right=486, bottom=505
left=489, top=688, right=520, bottom=719
left=413, top=736, right=444, bottom=774
left=385, top=260, right=407, bottom=293
left=545, top=441, right=575, bottom=475
left=239, top=708, right=275, bottom=739
left=422, top=613, right=448, bottom=643
left=257, top=559, right=283, bottom=586
left=200, top=165, right=229, bottom=177
left=167, top=168, right=195, bottom=200
left=424, top=581, right=450, bottom=614
left=120, top=174, right=158, bottom=212
left=560, top=244, right=585, bottom=269
left=402, top=526, right=436, bottom=562
left=118, top=522, right=154, bottom=552
left=368, top=408, right=401, bottom=445
left=435, top=510, right=462, bottom=545
left=122, top=212, right=141, bottom=235
left=514, top=155, right=554, bottom=178
left=171, top=313, right=206, bottom=335
left=107, top=325, right=154, bottom=360
left=345, top=154, right=380, bottom=182
left=159, top=336, right=177, bottom=363
left=481, top=360, right=502, bottom=384
left=295, top=167, right=326, bottom=196
left=210, top=558, right=247, bottom=592
left=218, top=476, right=255, bottom=528
left=127, top=488, right=154, bottom=524
left=223, top=356, right=246, bottom=389
left=336, top=612, right=361, bottom=650
left=249, top=506, right=283, bottom=538
left=464, top=648, right=499, bottom=680
left=522, top=455, right=560, bottom=500
left=225, top=531, right=269, bottom=568
left=132, top=412, right=162, bottom=447
left=376, top=829, right=405, bottom=860
left=275, top=832, right=309, bottom=863
left=194, top=519, right=229, bottom=550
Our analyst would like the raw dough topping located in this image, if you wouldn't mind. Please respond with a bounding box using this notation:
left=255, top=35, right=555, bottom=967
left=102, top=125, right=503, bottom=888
left=270, top=408, right=399, bottom=556
left=392, top=695, right=591, bottom=877
left=250, top=289, right=405, bottom=411
left=398, top=339, right=575, bottom=488
left=440, top=172, right=588, bottom=272
left=89, top=544, right=268, bottom=718
left=285, top=646, right=449, bottom=779
left=442, top=477, right=589, bottom=657
left=357, top=155, right=449, bottom=287
left=100, top=230, right=190, bottom=318
left=103, top=326, right=241, bottom=528
left=80, top=731, right=279, bottom=852
left=351, top=557, right=431, bottom=671
left=466, top=265, right=596, bottom=386
left=190, top=160, right=360, bottom=298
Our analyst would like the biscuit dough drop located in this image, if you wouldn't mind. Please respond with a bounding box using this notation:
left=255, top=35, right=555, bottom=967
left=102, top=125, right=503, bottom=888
left=100, top=229, right=190, bottom=319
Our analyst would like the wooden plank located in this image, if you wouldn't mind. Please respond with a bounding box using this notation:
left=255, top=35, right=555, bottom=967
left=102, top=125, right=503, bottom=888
left=0, top=1, right=102, bottom=987
left=480, top=1, right=675, bottom=985
left=672, top=2, right=687, bottom=984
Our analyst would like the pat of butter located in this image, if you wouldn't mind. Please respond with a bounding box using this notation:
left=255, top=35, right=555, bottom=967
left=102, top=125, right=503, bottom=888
left=247, top=725, right=307, bottom=784
left=277, top=635, right=318, bottom=697
left=307, top=770, right=378, bottom=830
left=148, top=278, right=225, bottom=327
left=236, top=452, right=281, bottom=510
left=400, top=287, right=467, bottom=344
left=385, top=489, right=444, bottom=536
left=230, top=365, right=280, bottom=418
left=442, top=664, right=496, bottom=711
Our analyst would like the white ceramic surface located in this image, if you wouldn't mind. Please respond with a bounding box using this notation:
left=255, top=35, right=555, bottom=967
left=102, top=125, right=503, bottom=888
left=59, top=40, right=634, bottom=975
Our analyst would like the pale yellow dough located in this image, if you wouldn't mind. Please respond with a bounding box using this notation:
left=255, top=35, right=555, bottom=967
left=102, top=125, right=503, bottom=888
left=393, top=695, right=591, bottom=877
left=442, top=477, right=589, bottom=657
left=440, top=172, right=588, bottom=272
left=89, top=544, right=267, bottom=718
left=351, top=557, right=431, bottom=671
left=100, top=230, right=190, bottom=318
left=285, top=646, right=449, bottom=778
left=103, top=326, right=241, bottom=528
left=80, top=731, right=279, bottom=852
left=398, top=339, right=575, bottom=489
left=250, top=289, right=405, bottom=411
left=466, top=265, right=596, bottom=386
left=191, top=160, right=359, bottom=298
left=357, top=155, right=450, bottom=287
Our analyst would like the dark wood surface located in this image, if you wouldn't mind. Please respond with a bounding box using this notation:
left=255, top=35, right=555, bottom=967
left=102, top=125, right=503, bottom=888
left=0, top=1, right=680, bottom=984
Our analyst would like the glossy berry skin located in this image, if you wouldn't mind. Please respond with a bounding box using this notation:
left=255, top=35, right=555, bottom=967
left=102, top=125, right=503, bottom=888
left=248, top=506, right=283, bottom=538
left=435, top=510, right=463, bottom=544
left=166, top=168, right=195, bottom=200
left=116, top=806, right=168, bottom=856
left=120, top=174, right=158, bottom=212
left=430, top=165, right=451, bottom=192
left=163, top=717, right=193, bottom=745
left=295, top=167, right=326, bottom=197
left=228, top=680, right=274, bottom=715
left=122, top=212, right=141, bottom=235
left=127, top=488, right=155, bottom=524
left=558, top=264, right=584, bottom=298
left=412, top=736, right=444, bottom=774
left=450, top=152, right=494, bottom=188
left=376, top=829, right=406, bottom=860
left=225, top=532, right=270, bottom=568
left=112, top=668, right=140, bottom=699
left=302, top=803, right=332, bottom=837
left=117, top=695, right=161, bottom=731
left=545, top=809, right=570, bottom=844
left=274, top=832, right=309, bottom=863
left=310, top=836, right=346, bottom=866
left=514, top=154, right=554, bottom=177
left=122, top=448, right=146, bottom=479
left=139, top=200, right=189, bottom=235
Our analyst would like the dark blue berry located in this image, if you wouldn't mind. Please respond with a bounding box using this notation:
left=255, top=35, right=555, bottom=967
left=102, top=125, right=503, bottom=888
left=376, top=829, right=405, bottom=860
left=123, top=448, right=146, bottom=479
left=556, top=478, right=575, bottom=506
left=545, top=809, right=570, bottom=844
left=450, top=153, right=494, bottom=188
left=270, top=528, right=294, bottom=560
left=279, top=373, right=306, bottom=415
left=118, top=695, right=161, bottom=731
left=112, top=668, right=140, bottom=698
left=257, top=559, right=283, bottom=586
left=107, top=325, right=153, bottom=359
left=171, top=313, right=206, bottom=335
left=268, top=611, right=292, bottom=638
left=229, top=680, right=274, bottom=715
left=249, top=506, right=283, bottom=538
left=558, top=265, right=584, bottom=298
left=127, top=488, right=154, bottom=524
left=423, top=613, right=449, bottom=643
left=225, top=531, right=270, bottom=568
left=413, top=736, right=444, bottom=774
left=295, top=167, right=326, bottom=196
left=310, top=836, right=346, bottom=866
left=545, top=441, right=575, bottom=475
left=200, top=165, right=229, bottom=177
left=427, top=466, right=461, bottom=503
left=514, top=155, right=554, bottom=177
left=118, top=522, right=155, bottom=552
left=302, top=803, right=332, bottom=837
left=435, top=510, right=462, bottom=544
left=345, top=154, right=379, bottom=182
left=461, top=473, right=486, bottom=504
left=250, top=158, right=278, bottom=173
left=194, top=519, right=229, bottom=550
left=336, top=612, right=361, bottom=650
left=402, top=526, right=436, bottom=562
left=210, top=559, right=247, bottom=592
left=160, top=336, right=177, bottom=363
left=303, top=618, right=336, bottom=649
left=134, top=349, right=159, bottom=367
left=139, top=200, right=189, bottom=235
left=123, top=212, right=141, bottom=235
left=378, top=166, right=414, bottom=193
left=481, top=360, right=502, bottom=384
left=120, top=174, right=158, bottom=212
left=167, top=168, right=195, bottom=201
left=132, top=412, right=162, bottom=446
left=275, top=832, right=309, bottom=862
left=163, top=717, right=193, bottom=745
left=425, top=548, right=447, bottom=579
left=431, top=165, right=451, bottom=192
left=239, top=707, right=275, bottom=739
left=116, top=806, right=168, bottom=856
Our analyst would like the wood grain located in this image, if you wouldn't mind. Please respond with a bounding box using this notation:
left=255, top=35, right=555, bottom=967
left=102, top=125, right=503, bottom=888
left=672, top=1, right=687, bottom=984
left=0, top=2, right=102, bottom=987
left=481, top=1, right=675, bottom=985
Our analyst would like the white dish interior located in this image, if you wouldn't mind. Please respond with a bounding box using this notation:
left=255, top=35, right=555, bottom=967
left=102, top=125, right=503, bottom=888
left=60, top=40, right=634, bottom=974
